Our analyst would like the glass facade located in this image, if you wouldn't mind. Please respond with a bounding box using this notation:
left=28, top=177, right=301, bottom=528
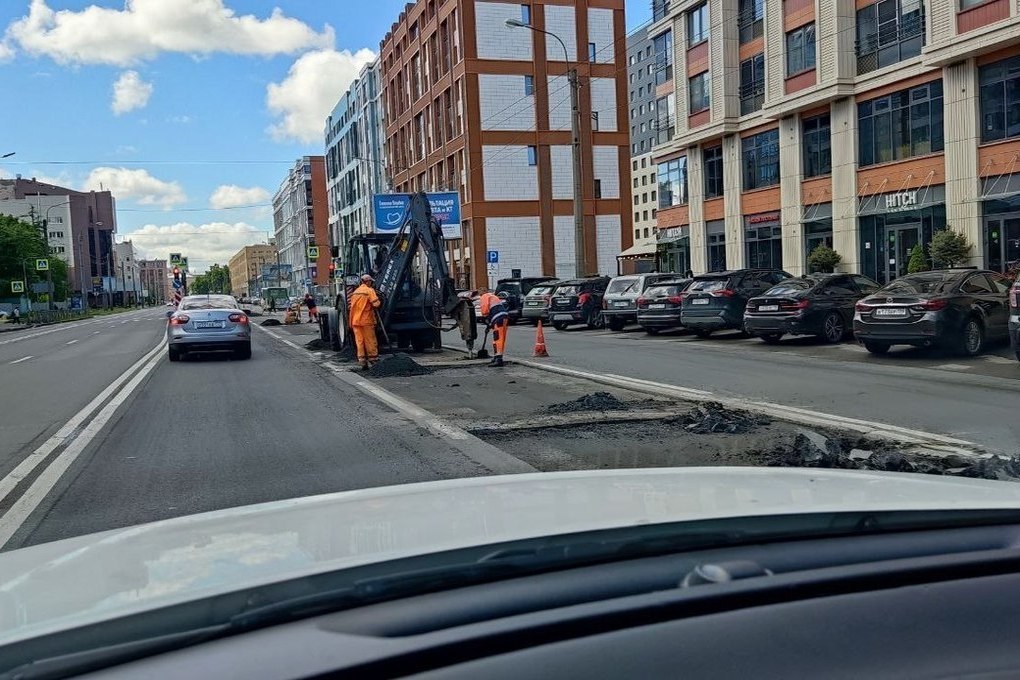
left=786, top=24, right=816, bottom=76
left=744, top=216, right=783, bottom=270
left=802, top=114, right=831, bottom=177
left=703, top=145, right=723, bottom=198
left=858, top=80, right=943, bottom=167
left=739, top=53, right=765, bottom=115
left=742, top=129, right=780, bottom=190
left=983, top=194, right=1020, bottom=273
left=689, top=72, right=710, bottom=113
left=657, top=157, right=688, bottom=208
left=978, top=56, right=1020, bottom=143
left=706, top=222, right=727, bottom=272
left=859, top=203, right=945, bottom=285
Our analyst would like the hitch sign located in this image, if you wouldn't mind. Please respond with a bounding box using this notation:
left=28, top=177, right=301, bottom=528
left=372, top=193, right=462, bottom=239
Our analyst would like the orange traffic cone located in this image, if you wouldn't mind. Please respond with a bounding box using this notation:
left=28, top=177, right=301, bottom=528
left=533, top=320, right=550, bottom=357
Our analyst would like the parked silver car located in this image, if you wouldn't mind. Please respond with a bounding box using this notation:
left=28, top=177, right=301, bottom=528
left=601, top=273, right=676, bottom=331
left=166, top=294, right=252, bottom=361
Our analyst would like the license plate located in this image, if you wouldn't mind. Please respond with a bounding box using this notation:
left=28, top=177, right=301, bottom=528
left=195, top=320, right=223, bottom=329
left=556, top=298, right=570, bottom=304
left=691, top=298, right=710, bottom=305
left=759, top=305, right=779, bottom=312
left=874, top=307, right=908, bottom=317
left=526, top=301, right=540, bottom=306
left=649, top=303, right=666, bottom=309
left=613, top=301, right=628, bottom=307
left=552, top=314, right=573, bottom=321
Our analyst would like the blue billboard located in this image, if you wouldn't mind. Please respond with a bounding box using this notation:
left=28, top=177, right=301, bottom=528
left=372, top=192, right=462, bottom=239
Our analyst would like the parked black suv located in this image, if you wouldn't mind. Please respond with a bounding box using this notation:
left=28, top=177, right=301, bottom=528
left=744, top=273, right=881, bottom=344
left=681, top=269, right=792, bottom=337
left=854, top=269, right=1010, bottom=356
left=548, top=276, right=612, bottom=330
left=635, top=278, right=694, bottom=334
left=602, top=273, right=676, bottom=331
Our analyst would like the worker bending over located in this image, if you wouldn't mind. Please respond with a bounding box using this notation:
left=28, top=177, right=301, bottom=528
left=479, top=290, right=509, bottom=367
left=349, top=274, right=382, bottom=370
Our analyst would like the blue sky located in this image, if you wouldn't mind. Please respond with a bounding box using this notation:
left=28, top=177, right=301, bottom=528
left=0, top=1, right=649, bottom=271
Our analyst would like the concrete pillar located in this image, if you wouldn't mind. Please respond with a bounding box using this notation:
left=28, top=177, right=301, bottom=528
left=779, top=114, right=805, bottom=275
left=714, top=0, right=741, bottom=121
left=722, top=133, right=745, bottom=268
left=830, top=97, right=859, bottom=272
left=687, top=145, right=708, bottom=273
left=943, top=60, right=982, bottom=266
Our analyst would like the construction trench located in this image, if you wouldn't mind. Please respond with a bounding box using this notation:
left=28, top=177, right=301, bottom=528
left=310, top=345, right=1020, bottom=482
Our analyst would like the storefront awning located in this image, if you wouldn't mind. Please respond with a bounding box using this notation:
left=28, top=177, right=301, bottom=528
left=617, top=237, right=657, bottom=259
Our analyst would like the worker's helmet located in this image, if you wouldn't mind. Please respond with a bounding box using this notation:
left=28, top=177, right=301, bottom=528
left=361, top=273, right=374, bottom=282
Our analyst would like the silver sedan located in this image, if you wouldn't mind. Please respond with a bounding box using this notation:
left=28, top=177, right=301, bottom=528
left=166, top=295, right=252, bottom=361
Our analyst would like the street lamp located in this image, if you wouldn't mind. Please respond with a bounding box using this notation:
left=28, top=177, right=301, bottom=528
left=2, top=151, right=14, bottom=159
left=506, top=18, right=585, bottom=278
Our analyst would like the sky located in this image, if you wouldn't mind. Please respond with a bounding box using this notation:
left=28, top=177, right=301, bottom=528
left=0, top=0, right=650, bottom=272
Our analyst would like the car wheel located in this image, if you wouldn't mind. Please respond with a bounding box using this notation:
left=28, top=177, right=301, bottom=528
left=759, top=333, right=783, bottom=345
left=693, top=329, right=713, bottom=338
left=168, top=345, right=181, bottom=362
left=820, top=312, right=846, bottom=344
left=863, top=340, right=891, bottom=355
left=608, top=318, right=625, bottom=332
left=644, top=327, right=660, bottom=335
left=957, top=318, right=984, bottom=357
left=552, top=321, right=568, bottom=331
left=235, top=344, right=252, bottom=360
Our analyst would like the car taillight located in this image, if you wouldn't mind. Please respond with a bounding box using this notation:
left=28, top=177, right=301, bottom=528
left=781, top=299, right=810, bottom=311
left=855, top=302, right=874, bottom=312
left=1011, top=289, right=1020, bottom=308
left=636, top=297, right=648, bottom=308
left=667, top=295, right=683, bottom=304
left=913, top=299, right=948, bottom=312
left=229, top=313, right=249, bottom=323
left=711, top=288, right=735, bottom=297
left=170, top=314, right=189, bottom=325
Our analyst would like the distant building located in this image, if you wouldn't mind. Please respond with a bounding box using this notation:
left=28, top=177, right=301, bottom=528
left=228, top=244, right=279, bottom=297
left=0, top=177, right=116, bottom=304
left=113, top=241, right=140, bottom=305
left=272, top=156, right=330, bottom=296
left=325, top=58, right=390, bottom=265
left=138, top=259, right=169, bottom=304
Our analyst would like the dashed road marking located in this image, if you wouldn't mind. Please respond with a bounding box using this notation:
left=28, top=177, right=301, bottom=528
left=9, top=356, right=33, bottom=365
left=933, top=363, right=973, bottom=371
left=66, top=339, right=78, bottom=345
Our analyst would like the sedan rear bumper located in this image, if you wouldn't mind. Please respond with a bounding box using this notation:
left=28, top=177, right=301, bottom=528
left=680, top=311, right=739, bottom=331
left=744, top=315, right=815, bottom=336
left=637, top=312, right=682, bottom=328
left=852, top=317, right=942, bottom=345
left=168, top=331, right=251, bottom=352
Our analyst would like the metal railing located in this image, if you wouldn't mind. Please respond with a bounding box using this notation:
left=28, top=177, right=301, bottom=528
left=24, top=309, right=89, bottom=325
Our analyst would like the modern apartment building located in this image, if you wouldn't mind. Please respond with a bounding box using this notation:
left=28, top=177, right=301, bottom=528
left=272, top=157, right=330, bottom=296
left=113, top=240, right=140, bottom=305
left=138, top=259, right=169, bottom=304
left=379, top=0, right=632, bottom=288
left=648, top=0, right=1020, bottom=283
left=227, top=244, right=279, bottom=298
left=325, top=59, right=390, bottom=264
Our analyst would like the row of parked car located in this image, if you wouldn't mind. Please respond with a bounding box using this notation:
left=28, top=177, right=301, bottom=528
left=492, top=267, right=1020, bottom=361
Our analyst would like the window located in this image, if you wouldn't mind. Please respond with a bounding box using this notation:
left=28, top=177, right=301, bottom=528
left=48, top=231, right=64, bottom=238
left=651, top=209, right=657, bottom=218
left=688, top=72, right=710, bottom=113
left=655, top=95, right=676, bottom=143
left=645, top=226, right=651, bottom=236
left=642, top=175, right=647, bottom=186
left=687, top=2, right=709, bottom=45
left=630, top=55, right=635, bottom=66
left=855, top=0, right=925, bottom=75
left=745, top=225, right=783, bottom=269
left=589, top=42, right=597, bottom=62
left=651, top=190, right=657, bottom=201
left=524, top=75, right=534, bottom=95
left=979, top=55, right=1020, bottom=142
left=633, top=160, right=638, bottom=171
left=786, top=24, right=816, bottom=76
left=640, top=122, right=647, bottom=133
left=653, top=0, right=671, bottom=22
left=853, top=275, right=881, bottom=294
left=642, top=193, right=648, bottom=203
left=738, top=0, right=764, bottom=44
left=527, top=146, right=537, bottom=166
left=703, top=145, right=724, bottom=198
left=802, top=114, right=831, bottom=177
left=643, top=210, right=649, bottom=220
left=521, top=4, right=530, bottom=23
left=634, top=195, right=640, bottom=205
left=641, top=158, right=647, bottom=168
left=857, top=81, right=943, bottom=167
left=634, top=177, right=639, bottom=188
left=594, top=179, right=602, bottom=199
left=654, top=30, right=673, bottom=85
left=741, top=129, right=780, bottom=190
left=657, top=156, right=689, bottom=208
left=739, top=53, right=765, bottom=115
left=962, top=274, right=993, bottom=294
left=635, top=213, right=640, bottom=223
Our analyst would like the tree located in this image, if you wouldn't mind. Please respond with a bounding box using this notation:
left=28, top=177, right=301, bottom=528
left=929, top=228, right=971, bottom=269
left=907, top=243, right=929, bottom=274
left=0, top=214, right=69, bottom=304
left=807, top=244, right=842, bottom=273
left=188, top=264, right=230, bottom=295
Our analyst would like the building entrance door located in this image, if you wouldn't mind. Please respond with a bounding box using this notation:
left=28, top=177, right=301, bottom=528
left=886, top=224, right=920, bottom=282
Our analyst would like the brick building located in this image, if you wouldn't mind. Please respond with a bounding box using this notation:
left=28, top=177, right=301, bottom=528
left=648, top=0, right=1020, bottom=282
left=138, top=259, right=169, bottom=304
left=379, top=0, right=632, bottom=288
left=227, top=244, right=279, bottom=298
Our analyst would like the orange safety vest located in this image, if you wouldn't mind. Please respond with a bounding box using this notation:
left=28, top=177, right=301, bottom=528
left=349, top=284, right=381, bottom=326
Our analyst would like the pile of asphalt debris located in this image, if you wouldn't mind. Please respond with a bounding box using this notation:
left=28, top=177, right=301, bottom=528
left=367, top=352, right=433, bottom=378
left=669, top=402, right=771, bottom=435
left=754, top=429, right=1020, bottom=481
left=546, top=392, right=631, bottom=414
left=260, top=318, right=282, bottom=327
left=304, top=338, right=328, bottom=350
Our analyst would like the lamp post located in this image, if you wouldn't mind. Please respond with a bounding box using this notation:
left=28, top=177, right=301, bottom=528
left=42, top=201, right=72, bottom=310
left=506, top=18, right=585, bottom=278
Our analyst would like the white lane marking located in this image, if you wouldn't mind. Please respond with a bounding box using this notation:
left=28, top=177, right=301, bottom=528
left=0, top=320, right=95, bottom=346
left=93, top=331, right=100, bottom=334
left=0, top=342, right=166, bottom=548
left=66, top=340, right=78, bottom=345
left=9, top=356, right=33, bottom=365
left=0, top=340, right=165, bottom=508
left=934, top=363, right=972, bottom=371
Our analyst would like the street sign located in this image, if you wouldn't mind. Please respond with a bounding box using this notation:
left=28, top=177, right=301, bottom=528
left=169, top=253, right=182, bottom=266
left=31, top=282, right=52, bottom=294
left=487, top=262, right=499, bottom=273
left=35, top=258, right=49, bottom=271
left=307, top=246, right=320, bottom=259
left=172, top=279, right=182, bottom=290
left=487, top=250, right=499, bottom=263
left=179, top=257, right=189, bottom=271
left=304, top=278, right=312, bottom=286
left=512, top=268, right=522, bottom=278
left=10, top=280, right=24, bottom=293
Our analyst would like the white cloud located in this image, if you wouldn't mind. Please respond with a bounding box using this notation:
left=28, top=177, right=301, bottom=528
left=166, top=115, right=192, bottom=124
left=209, top=184, right=271, bottom=209
left=127, top=222, right=268, bottom=272
left=111, top=70, right=153, bottom=115
left=5, top=0, right=335, bottom=66
left=266, top=48, right=375, bottom=143
left=84, top=167, right=186, bottom=208
left=0, top=41, right=12, bottom=61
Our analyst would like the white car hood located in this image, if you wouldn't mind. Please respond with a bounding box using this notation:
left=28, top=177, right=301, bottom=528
left=3, top=467, right=1020, bottom=645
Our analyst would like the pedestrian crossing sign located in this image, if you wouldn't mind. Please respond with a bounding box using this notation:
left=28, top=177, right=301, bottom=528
left=35, top=258, right=49, bottom=271
left=11, top=280, right=24, bottom=293
left=307, top=246, right=319, bottom=259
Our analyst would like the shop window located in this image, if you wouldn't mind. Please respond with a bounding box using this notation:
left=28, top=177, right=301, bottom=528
left=739, top=54, right=765, bottom=115
left=855, top=0, right=925, bottom=75
left=687, top=2, right=709, bottom=45
left=786, top=24, right=816, bottom=76
left=804, top=218, right=833, bottom=264
left=689, top=72, right=710, bottom=113
left=657, top=157, right=689, bottom=208
left=738, top=0, right=764, bottom=44
left=979, top=55, right=1020, bottom=143
left=654, top=30, right=673, bottom=85
left=802, top=114, right=831, bottom=177
left=745, top=224, right=783, bottom=269
left=858, top=80, right=943, bottom=167
left=741, top=129, right=780, bottom=190
left=703, top=145, right=724, bottom=198
left=707, top=232, right=727, bottom=271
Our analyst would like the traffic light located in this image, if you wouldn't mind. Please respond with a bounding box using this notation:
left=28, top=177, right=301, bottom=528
left=328, top=262, right=336, bottom=278
left=181, top=270, right=188, bottom=294
left=172, top=267, right=181, bottom=282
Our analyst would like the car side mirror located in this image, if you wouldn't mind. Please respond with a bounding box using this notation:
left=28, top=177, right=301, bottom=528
left=165, top=310, right=173, bottom=318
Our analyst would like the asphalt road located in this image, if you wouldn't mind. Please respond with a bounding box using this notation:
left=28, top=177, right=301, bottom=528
left=1, top=315, right=514, bottom=550
left=447, top=321, right=1020, bottom=453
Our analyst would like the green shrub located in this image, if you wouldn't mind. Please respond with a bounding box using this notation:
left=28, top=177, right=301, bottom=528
left=906, top=243, right=929, bottom=274
left=807, top=244, right=842, bottom=273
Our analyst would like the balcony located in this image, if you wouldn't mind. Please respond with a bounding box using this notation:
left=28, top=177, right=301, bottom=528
left=855, top=11, right=925, bottom=75
left=739, top=82, right=765, bottom=115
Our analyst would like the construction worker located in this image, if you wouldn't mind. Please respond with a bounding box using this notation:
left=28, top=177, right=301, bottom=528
left=478, top=290, right=509, bottom=367
left=349, top=273, right=382, bottom=370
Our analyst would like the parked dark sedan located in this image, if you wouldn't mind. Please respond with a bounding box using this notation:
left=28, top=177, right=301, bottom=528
left=680, top=269, right=792, bottom=337
left=1010, top=279, right=1020, bottom=362
left=548, top=276, right=611, bottom=330
left=854, top=269, right=1010, bottom=356
left=635, top=278, right=693, bottom=334
left=744, top=273, right=881, bottom=344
